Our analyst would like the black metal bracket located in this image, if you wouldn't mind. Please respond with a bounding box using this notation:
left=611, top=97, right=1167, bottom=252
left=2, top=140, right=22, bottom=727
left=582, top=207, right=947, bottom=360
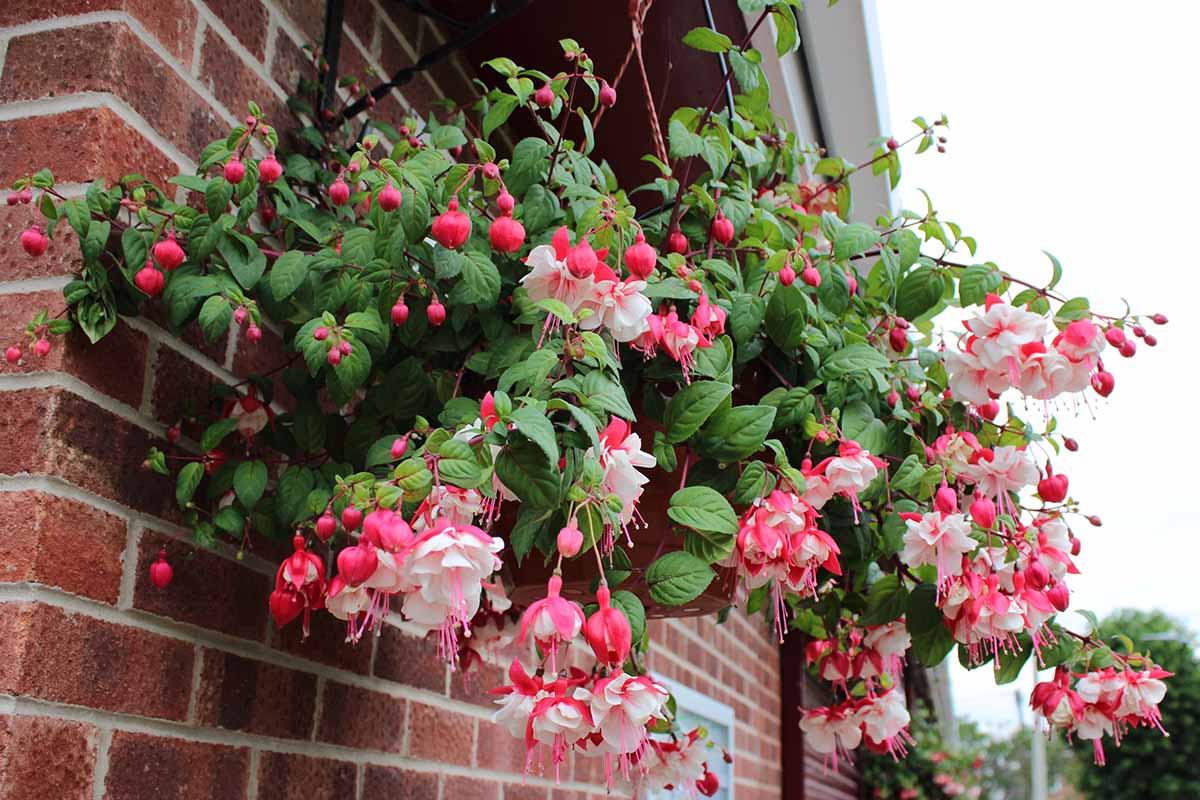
left=319, top=0, right=345, bottom=126
left=332, top=0, right=531, bottom=124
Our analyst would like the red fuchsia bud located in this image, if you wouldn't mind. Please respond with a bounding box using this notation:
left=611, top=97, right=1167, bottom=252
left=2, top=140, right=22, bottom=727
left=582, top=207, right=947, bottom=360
left=886, top=137, right=899, bottom=150
left=1144, top=334, right=1158, bottom=346
left=166, top=424, right=181, bottom=444
left=1104, top=327, right=1125, bottom=347
left=341, top=505, right=363, bottom=531
left=18, top=189, right=31, bottom=203
left=489, top=214, right=526, bottom=253
left=4, top=345, right=20, bottom=365
left=710, top=213, right=734, bottom=245
left=566, top=239, right=598, bottom=278
left=407, top=136, right=421, bottom=148
left=801, top=265, right=821, bottom=287
left=557, top=524, right=583, bottom=557
left=1091, top=370, right=1115, bottom=397
left=391, top=301, right=409, bottom=325
left=887, top=389, right=899, bottom=407
left=598, top=81, right=617, bottom=107
left=449, top=145, right=463, bottom=158
left=846, top=271, right=858, bottom=294
left=329, top=178, right=351, bottom=206
left=624, top=232, right=657, bottom=279
left=313, top=326, right=329, bottom=340
left=1088, top=514, right=1102, bottom=527
left=1119, top=340, right=1136, bottom=358
left=1037, top=469, right=1069, bottom=503
left=337, top=542, right=378, bottom=587
left=246, top=324, right=262, bottom=342
left=894, top=317, right=910, bottom=329
left=1132, top=325, right=1146, bottom=338
left=584, top=586, right=632, bottom=667
left=399, top=125, right=411, bottom=137
left=261, top=205, right=277, bottom=224
left=1047, top=582, right=1070, bottom=612
left=1026, top=560, right=1051, bottom=590
left=431, top=198, right=471, bottom=249
left=1152, top=313, right=1168, bottom=324
left=153, top=234, right=185, bottom=271
left=482, top=162, right=500, bottom=180
left=223, top=156, right=246, bottom=184
left=233, top=307, right=248, bottom=325
left=815, top=429, right=829, bottom=443
left=1070, top=535, right=1082, bottom=556
left=497, top=190, right=515, bottom=214
left=20, top=226, right=48, bottom=257
left=1064, top=437, right=1079, bottom=451
left=779, top=265, right=796, bottom=286
left=315, top=512, right=337, bottom=542
left=534, top=83, right=554, bottom=108
left=5, top=194, right=16, bottom=206
left=934, top=485, right=958, bottom=515
left=888, top=326, right=908, bottom=353
left=427, top=301, right=446, bottom=326
left=149, top=549, right=173, bottom=589
left=905, top=383, right=921, bottom=402
left=970, top=495, right=997, bottom=528
left=327, top=346, right=342, bottom=366
left=258, top=154, right=283, bottom=184
left=269, top=587, right=303, bottom=628
left=339, top=340, right=353, bottom=355
left=667, top=228, right=688, bottom=255
left=978, top=400, right=1000, bottom=420
left=390, top=436, right=408, bottom=459
left=697, top=771, right=720, bottom=797
left=33, top=338, right=50, bottom=358
left=378, top=182, right=403, bottom=212
left=135, top=262, right=165, bottom=297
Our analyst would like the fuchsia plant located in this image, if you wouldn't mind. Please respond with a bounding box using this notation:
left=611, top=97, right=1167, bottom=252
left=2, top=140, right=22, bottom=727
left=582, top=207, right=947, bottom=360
left=2, top=0, right=1176, bottom=792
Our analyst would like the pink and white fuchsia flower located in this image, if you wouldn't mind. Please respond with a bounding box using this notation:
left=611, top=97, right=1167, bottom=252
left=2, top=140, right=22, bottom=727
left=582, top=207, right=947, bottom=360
left=588, top=671, right=668, bottom=782
left=899, top=511, right=978, bottom=589
left=639, top=728, right=709, bottom=797
left=857, top=689, right=913, bottom=759
left=521, top=230, right=597, bottom=318
left=800, top=703, right=863, bottom=771
left=812, top=440, right=885, bottom=519
left=398, top=520, right=503, bottom=665
left=519, top=575, right=585, bottom=671
left=580, top=264, right=653, bottom=343
left=527, top=682, right=594, bottom=779
left=588, top=417, right=656, bottom=545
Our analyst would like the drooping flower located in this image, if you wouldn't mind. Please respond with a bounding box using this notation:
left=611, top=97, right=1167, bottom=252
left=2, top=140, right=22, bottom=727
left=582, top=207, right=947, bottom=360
left=813, top=440, right=885, bottom=519
left=588, top=671, right=669, bottom=783
left=518, top=575, right=586, bottom=671
left=580, top=265, right=653, bottom=343
left=800, top=702, right=863, bottom=771
left=899, top=511, right=978, bottom=587
left=856, top=689, right=913, bottom=760
left=269, top=535, right=327, bottom=637
left=587, top=417, right=656, bottom=542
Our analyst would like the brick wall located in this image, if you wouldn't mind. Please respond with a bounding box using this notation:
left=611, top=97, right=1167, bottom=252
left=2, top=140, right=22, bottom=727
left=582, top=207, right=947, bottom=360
left=0, top=2, right=787, bottom=799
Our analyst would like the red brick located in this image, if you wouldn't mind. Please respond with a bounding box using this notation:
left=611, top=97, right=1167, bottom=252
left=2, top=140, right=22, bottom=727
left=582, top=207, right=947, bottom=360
left=0, top=204, right=81, bottom=282
left=275, top=0, right=326, bottom=44
left=198, top=27, right=288, bottom=128
left=504, top=783, right=549, bottom=800
left=193, top=649, right=317, bottom=739
left=103, top=731, right=249, bottom=800
left=344, top=4, right=377, bottom=51
left=0, top=714, right=97, bottom=800
left=361, top=766, right=439, bottom=800
left=316, top=681, right=406, bottom=752
left=271, top=602, right=374, bottom=674
left=0, top=490, right=126, bottom=603
left=373, top=625, right=446, bottom=692
left=547, top=791, right=590, bottom=800
left=0, top=23, right=227, bottom=160
left=0, top=291, right=149, bottom=409
left=443, top=775, right=500, bottom=800
left=256, top=751, right=357, bottom=799
left=0, top=388, right=177, bottom=519
left=149, top=345, right=219, bottom=427
left=270, top=32, right=317, bottom=98
left=0, top=0, right=199, bottom=67
left=229, top=322, right=295, bottom=408
left=2, top=601, right=193, bottom=720
left=140, top=301, right=230, bottom=366
left=450, top=657, right=506, bottom=708
left=204, top=0, right=271, bottom=61
left=133, top=530, right=271, bottom=639
left=475, top=721, right=525, bottom=775
left=0, top=109, right=180, bottom=191
left=408, top=701, right=474, bottom=766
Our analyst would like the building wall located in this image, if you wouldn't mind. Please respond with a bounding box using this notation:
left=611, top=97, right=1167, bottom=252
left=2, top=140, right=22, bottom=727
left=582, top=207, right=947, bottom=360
left=0, top=2, right=785, bottom=799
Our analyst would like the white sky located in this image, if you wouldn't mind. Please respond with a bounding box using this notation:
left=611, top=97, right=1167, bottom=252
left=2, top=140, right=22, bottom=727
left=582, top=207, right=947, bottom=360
left=875, top=1, right=1200, bottom=733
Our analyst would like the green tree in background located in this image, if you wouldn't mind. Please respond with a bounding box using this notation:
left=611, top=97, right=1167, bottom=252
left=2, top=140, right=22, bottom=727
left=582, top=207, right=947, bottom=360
left=959, top=722, right=1074, bottom=800
left=1073, top=610, right=1200, bottom=798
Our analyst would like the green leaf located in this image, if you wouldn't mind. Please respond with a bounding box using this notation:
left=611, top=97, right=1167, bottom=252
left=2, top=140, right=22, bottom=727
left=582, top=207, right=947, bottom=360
left=906, top=582, right=942, bottom=636
left=895, top=267, right=945, bottom=320
left=483, top=57, right=520, bottom=78
left=175, top=462, right=204, bottom=508
left=668, top=118, right=703, bottom=159
left=861, top=575, right=909, bottom=625
left=821, top=344, right=889, bottom=377
left=579, top=372, right=636, bottom=421
left=697, top=405, right=776, bottom=462
left=682, top=27, right=734, bottom=53
left=509, top=406, right=559, bottom=465
left=995, top=637, right=1034, bottom=684
left=832, top=223, right=878, bottom=261
left=205, top=179, right=234, bottom=219
left=668, top=486, right=739, bottom=535
left=664, top=381, right=733, bottom=444
left=773, top=6, right=798, bottom=55
left=764, top=284, right=807, bottom=350
left=230, top=460, right=266, bottom=510
left=483, top=95, right=519, bottom=140
left=399, top=177, right=430, bottom=244
left=276, top=466, right=315, bottom=524
left=450, top=251, right=501, bottom=307
left=911, top=625, right=956, bottom=667
left=213, top=505, right=244, bottom=535
left=197, top=295, right=231, bottom=342
left=646, top=551, right=716, bottom=606
left=1043, top=250, right=1063, bottom=290
left=495, top=437, right=562, bottom=508
left=958, top=264, right=1001, bottom=307
left=200, top=418, right=239, bottom=453
left=218, top=232, right=267, bottom=289
left=121, top=228, right=149, bottom=271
